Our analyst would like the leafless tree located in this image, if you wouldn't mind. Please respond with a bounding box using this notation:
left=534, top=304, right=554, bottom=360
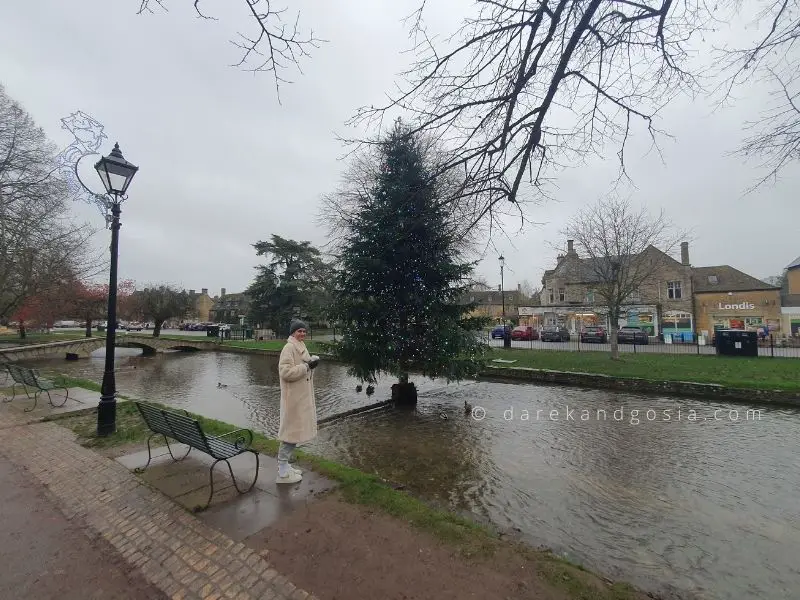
left=715, top=0, right=800, bottom=188
left=134, top=284, right=192, bottom=337
left=518, top=278, right=539, bottom=300
left=561, top=196, right=686, bottom=359
left=137, top=0, right=323, bottom=101
left=0, top=84, right=102, bottom=323
left=346, top=0, right=713, bottom=234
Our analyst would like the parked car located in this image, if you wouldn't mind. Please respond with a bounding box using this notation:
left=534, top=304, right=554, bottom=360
left=511, top=325, right=539, bottom=341
left=540, top=325, right=570, bottom=342
left=617, top=326, right=649, bottom=344
left=490, top=324, right=512, bottom=339
left=580, top=326, right=607, bottom=343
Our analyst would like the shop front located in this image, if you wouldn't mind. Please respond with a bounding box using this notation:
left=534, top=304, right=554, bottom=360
left=695, top=291, right=782, bottom=339
left=527, top=304, right=662, bottom=335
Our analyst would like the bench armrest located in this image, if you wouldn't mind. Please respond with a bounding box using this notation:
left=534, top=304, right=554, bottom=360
left=213, top=428, right=254, bottom=449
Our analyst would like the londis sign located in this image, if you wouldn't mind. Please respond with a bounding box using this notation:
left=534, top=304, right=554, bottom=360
left=717, top=301, right=756, bottom=310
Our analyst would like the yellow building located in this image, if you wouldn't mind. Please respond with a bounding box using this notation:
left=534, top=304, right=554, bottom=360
left=186, top=288, right=214, bottom=322
left=692, top=266, right=782, bottom=337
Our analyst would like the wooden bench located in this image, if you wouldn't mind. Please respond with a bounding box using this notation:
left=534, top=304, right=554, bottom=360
left=134, top=402, right=260, bottom=511
left=3, top=364, right=69, bottom=412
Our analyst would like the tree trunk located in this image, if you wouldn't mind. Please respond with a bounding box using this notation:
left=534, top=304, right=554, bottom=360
left=18, top=323, right=26, bottom=339
left=153, top=320, right=163, bottom=337
left=85, top=318, right=93, bottom=338
left=610, top=323, right=620, bottom=360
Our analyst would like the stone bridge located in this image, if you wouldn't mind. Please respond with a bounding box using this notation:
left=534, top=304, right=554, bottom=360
left=0, top=334, right=219, bottom=363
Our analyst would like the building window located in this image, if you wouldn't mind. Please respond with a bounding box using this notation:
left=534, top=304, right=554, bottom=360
left=585, top=290, right=595, bottom=303
left=707, top=275, right=718, bottom=285
left=667, top=281, right=682, bottom=299
left=558, top=288, right=565, bottom=302
left=548, top=288, right=554, bottom=303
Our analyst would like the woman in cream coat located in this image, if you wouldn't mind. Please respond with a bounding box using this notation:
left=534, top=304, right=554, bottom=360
left=276, top=319, right=319, bottom=483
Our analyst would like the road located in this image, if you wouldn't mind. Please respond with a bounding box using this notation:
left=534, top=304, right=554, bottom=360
left=0, top=458, right=166, bottom=600
left=484, top=337, right=800, bottom=357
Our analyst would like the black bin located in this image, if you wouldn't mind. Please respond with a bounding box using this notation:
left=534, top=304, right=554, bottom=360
left=715, top=329, right=758, bottom=357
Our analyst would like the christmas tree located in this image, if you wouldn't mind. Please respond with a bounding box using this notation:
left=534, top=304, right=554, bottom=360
left=328, top=121, right=487, bottom=405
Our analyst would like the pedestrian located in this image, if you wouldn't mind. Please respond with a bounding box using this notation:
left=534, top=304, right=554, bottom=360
left=276, top=319, right=320, bottom=484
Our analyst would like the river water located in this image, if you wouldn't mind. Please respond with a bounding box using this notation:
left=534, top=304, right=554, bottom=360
left=21, top=348, right=800, bottom=600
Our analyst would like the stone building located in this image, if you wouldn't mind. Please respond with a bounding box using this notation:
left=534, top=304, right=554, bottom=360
left=534, top=239, right=695, bottom=337
left=209, top=288, right=251, bottom=324
left=185, top=288, right=214, bottom=322
left=463, top=288, right=524, bottom=323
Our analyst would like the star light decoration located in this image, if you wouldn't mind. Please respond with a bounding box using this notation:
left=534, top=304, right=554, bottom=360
left=54, top=111, right=115, bottom=227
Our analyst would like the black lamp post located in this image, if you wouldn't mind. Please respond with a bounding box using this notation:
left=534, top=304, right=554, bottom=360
left=499, top=255, right=510, bottom=348
left=93, top=143, right=139, bottom=436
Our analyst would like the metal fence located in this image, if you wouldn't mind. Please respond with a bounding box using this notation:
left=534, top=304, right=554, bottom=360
left=482, top=333, right=800, bottom=358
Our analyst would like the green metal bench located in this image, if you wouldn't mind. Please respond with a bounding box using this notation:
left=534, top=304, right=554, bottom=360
left=3, top=364, right=69, bottom=412
left=134, top=401, right=260, bottom=511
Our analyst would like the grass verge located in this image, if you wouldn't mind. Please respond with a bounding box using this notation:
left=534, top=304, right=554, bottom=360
left=484, top=347, right=800, bottom=391
left=54, top=395, right=644, bottom=599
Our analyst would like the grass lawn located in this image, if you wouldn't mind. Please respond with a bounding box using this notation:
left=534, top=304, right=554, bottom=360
left=0, top=331, right=96, bottom=345
left=54, top=397, right=642, bottom=599
left=486, top=348, right=800, bottom=391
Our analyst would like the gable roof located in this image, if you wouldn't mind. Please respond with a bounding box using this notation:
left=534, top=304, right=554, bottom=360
left=546, top=245, right=681, bottom=285
left=786, top=255, right=800, bottom=270
left=692, top=265, right=780, bottom=293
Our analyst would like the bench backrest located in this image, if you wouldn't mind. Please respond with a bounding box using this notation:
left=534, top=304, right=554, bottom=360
left=135, top=402, right=211, bottom=454
left=7, top=364, right=39, bottom=388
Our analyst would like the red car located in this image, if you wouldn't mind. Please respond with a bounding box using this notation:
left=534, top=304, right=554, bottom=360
left=511, top=325, right=539, bottom=341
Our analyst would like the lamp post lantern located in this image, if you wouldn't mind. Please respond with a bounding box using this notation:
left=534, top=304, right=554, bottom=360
left=93, top=143, right=138, bottom=436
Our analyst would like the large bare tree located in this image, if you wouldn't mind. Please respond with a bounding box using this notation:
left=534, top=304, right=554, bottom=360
left=136, top=1, right=323, bottom=101
left=347, top=0, right=713, bottom=233
left=561, top=196, right=685, bottom=359
left=715, top=0, right=800, bottom=187
left=0, top=84, right=102, bottom=323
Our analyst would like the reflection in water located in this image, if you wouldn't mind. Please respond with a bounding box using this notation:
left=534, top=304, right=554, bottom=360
left=24, top=349, right=800, bottom=600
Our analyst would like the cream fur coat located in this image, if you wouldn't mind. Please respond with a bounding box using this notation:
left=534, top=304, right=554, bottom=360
left=277, top=335, right=318, bottom=444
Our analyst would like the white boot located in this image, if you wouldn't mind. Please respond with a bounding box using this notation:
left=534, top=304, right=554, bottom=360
left=276, top=464, right=302, bottom=484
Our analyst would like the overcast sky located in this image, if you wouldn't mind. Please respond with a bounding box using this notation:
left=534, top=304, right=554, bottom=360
left=1, top=0, right=797, bottom=298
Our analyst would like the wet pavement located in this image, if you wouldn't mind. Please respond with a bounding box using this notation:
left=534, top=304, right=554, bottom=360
left=0, top=457, right=166, bottom=600
left=116, top=443, right=336, bottom=541
left=0, top=385, right=112, bottom=422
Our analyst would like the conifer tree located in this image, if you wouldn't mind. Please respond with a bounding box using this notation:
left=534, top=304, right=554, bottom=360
left=328, top=121, right=487, bottom=404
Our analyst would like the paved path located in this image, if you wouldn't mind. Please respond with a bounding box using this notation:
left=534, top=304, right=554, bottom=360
left=0, top=458, right=166, bottom=600
left=0, top=409, right=317, bottom=600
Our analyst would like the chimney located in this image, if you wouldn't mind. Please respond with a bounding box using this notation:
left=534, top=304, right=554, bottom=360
left=567, top=239, right=574, bottom=254
left=201, top=288, right=208, bottom=295
left=680, top=242, right=689, bottom=266
left=221, top=288, right=226, bottom=296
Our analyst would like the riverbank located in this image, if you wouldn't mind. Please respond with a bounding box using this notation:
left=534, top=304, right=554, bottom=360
left=46, top=382, right=651, bottom=600
left=208, top=337, right=800, bottom=404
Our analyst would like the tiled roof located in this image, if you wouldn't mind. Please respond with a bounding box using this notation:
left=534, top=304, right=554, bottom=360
left=692, top=265, right=780, bottom=293
left=786, top=255, right=800, bottom=270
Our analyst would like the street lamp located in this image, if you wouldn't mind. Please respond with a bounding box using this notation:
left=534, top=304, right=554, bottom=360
left=93, top=143, right=139, bottom=436
left=499, top=255, right=510, bottom=348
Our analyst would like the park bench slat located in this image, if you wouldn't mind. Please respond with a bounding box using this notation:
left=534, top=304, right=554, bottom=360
left=3, top=364, right=69, bottom=412
left=133, top=401, right=260, bottom=511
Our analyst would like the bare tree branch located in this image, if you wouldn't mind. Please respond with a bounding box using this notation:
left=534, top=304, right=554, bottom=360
left=560, top=195, right=688, bottom=358
left=713, top=0, right=800, bottom=187
left=343, top=0, right=710, bottom=233
left=0, top=84, right=104, bottom=323
left=136, top=0, right=325, bottom=103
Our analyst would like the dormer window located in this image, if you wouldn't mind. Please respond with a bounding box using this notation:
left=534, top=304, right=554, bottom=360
left=708, top=275, right=718, bottom=284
